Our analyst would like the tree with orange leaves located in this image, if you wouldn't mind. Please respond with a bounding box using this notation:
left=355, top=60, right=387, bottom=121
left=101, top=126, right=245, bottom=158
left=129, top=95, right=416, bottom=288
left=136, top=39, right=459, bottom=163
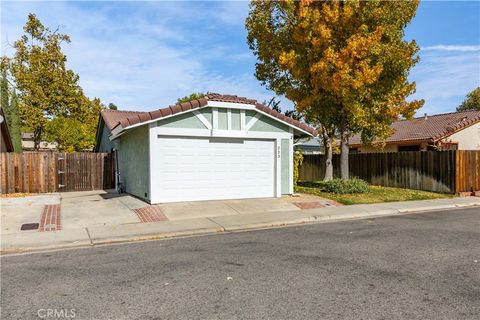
left=246, top=0, right=424, bottom=180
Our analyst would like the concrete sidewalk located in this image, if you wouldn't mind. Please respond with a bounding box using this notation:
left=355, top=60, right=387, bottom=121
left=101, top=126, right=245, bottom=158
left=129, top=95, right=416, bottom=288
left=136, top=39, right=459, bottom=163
left=1, top=197, right=479, bottom=254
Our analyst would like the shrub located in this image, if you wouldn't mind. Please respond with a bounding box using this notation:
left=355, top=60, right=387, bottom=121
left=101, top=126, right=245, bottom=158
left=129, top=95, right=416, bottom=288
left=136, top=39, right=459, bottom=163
left=293, top=150, right=304, bottom=187
left=322, top=178, right=369, bottom=194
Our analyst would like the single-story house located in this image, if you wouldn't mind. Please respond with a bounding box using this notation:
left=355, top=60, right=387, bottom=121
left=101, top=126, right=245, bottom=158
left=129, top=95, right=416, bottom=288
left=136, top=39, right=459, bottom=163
left=94, top=94, right=317, bottom=203
left=0, top=107, right=14, bottom=152
left=294, top=137, right=323, bottom=155
left=21, top=133, right=57, bottom=151
left=349, top=110, right=480, bottom=153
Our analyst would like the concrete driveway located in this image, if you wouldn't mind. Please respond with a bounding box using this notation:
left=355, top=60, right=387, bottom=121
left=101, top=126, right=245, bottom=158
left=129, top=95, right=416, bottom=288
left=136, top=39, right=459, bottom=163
left=157, top=197, right=300, bottom=221
left=60, top=191, right=145, bottom=229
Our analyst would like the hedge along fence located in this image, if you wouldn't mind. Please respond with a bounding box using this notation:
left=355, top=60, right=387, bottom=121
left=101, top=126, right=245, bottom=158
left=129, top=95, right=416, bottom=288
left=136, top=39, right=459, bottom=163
left=0, top=152, right=115, bottom=194
left=298, top=150, right=480, bottom=194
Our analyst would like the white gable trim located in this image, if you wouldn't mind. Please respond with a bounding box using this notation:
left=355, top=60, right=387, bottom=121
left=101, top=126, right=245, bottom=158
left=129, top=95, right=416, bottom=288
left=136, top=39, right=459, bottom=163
left=240, top=110, right=246, bottom=131
left=245, top=113, right=262, bottom=131
left=212, top=107, right=219, bottom=129
left=110, top=100, right=315, bottom=140
left=193, top=110, right=212, bottom=130
left=227, top=108, right=232, bottom=130
left=207, top=101, right=255, bottom=110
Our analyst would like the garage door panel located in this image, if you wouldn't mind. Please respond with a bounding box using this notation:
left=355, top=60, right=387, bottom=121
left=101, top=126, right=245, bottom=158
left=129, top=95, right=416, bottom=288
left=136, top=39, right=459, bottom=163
left=151, top=137, right=275, bottom=203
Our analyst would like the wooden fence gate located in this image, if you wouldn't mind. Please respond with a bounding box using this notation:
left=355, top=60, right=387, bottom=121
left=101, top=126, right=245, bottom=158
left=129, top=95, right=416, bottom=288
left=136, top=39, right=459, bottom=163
left=0, top=152, right=115, bottom=194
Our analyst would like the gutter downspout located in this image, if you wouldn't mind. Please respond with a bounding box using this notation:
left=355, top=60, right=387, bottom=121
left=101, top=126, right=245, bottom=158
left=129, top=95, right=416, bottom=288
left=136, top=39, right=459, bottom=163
left=113, top=148, right=120, bottom=193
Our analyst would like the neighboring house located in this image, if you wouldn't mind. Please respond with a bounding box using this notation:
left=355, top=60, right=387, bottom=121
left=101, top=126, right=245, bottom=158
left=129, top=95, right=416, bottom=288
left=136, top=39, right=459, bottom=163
left=349, top=110, right=480, bottom=153
left=21, top=133, right=57, bottom=151
left=0, top=107, right=14, bottom=152
left=94, top=93, right=317, bottom=204
left=294, top=137, right=324, bottom=154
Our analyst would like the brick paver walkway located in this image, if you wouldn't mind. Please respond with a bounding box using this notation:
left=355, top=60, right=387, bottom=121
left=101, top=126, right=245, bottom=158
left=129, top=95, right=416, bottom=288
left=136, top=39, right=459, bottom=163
left=133, top=206, right=169, bottom=223
left=39, top=204, right=61, bottom=232
left=293, top=201, right=339, bottom=209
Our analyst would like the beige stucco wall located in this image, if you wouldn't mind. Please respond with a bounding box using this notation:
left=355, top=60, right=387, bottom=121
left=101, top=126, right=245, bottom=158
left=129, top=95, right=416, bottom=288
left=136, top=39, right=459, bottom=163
left=442, top=122, right=480, bottom=150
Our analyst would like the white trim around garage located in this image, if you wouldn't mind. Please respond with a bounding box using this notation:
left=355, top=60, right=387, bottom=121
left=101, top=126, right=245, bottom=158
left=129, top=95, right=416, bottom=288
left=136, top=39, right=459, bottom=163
left=151, top=126, right=293, bottom=140
left=147, top=122, right=157, bottom=202
left=289, top=127, right=294, bottom=194
left=275, top=138, right=282, bottom=197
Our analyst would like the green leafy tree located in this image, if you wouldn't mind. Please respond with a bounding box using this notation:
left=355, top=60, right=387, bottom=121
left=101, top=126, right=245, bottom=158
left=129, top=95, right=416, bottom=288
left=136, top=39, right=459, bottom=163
left=246, top=0, right=423, bottom=180
left=457, top=87, right=480, bottom=111
left=0, top=70, right=22, bottom=152
left=44, top=117, right=93, bottom=152
left=9, top=91, right=23, bottom=152
left=0, top=70, right=8, bottom=113
left=177, top=93, right=206, bottom=103
left=263, top=97, right=282, bottom=113
left=108, top=103, right=118, bottom=110
left=3, top=13, right=102, bottom=151
left=263, top=97, right=303, bottom=120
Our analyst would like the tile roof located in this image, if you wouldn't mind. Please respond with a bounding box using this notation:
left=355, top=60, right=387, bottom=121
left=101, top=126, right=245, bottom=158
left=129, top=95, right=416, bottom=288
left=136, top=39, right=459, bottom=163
left=349, top=110, right=480, bottom=146
left=100, top=109, right=147, bottom=130
left=108, top=94, right=317, bottom=136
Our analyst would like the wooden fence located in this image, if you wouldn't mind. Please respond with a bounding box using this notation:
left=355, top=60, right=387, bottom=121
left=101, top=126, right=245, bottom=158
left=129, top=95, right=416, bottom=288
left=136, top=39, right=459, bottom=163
left=0, top=152, right=115, bottom=194
left=298, top=150, right=480, bottom=194
left=456, top=150, right=480, bottom=193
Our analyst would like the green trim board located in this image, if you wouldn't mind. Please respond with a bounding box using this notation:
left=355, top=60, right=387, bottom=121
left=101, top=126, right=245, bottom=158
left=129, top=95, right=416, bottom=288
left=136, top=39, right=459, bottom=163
left=199, top=108, right=212, bottom=124
left=250, top=114, right=289, bottom=132
left=231, top=109, right=241, bottom=130
left=281, top=139, right=290, bottom=194
left=245, top=110, right=256, bottom=123
left=218, top=109, right=228, bottom=130
left=156, top=111, right=206, bottom=129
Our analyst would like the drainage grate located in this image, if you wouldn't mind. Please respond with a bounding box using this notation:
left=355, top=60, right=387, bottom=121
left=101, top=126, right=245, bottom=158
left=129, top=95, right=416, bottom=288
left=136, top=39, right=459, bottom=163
left=21, top=223, right=39, bottom=231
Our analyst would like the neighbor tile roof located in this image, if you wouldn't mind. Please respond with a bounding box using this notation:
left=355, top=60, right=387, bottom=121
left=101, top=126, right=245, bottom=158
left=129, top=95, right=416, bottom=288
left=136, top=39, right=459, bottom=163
left=349, top=110, right=480, bottom=146
left=109, top=93, right=317, bottom=136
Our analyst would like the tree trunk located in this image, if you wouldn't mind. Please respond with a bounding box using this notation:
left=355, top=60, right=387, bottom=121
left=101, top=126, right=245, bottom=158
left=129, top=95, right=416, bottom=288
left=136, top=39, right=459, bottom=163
left=33, top=127, right=42, bottom=151
left=323, top=132, right=333, bottom=181
left=340, top=131, right=349, bottom=180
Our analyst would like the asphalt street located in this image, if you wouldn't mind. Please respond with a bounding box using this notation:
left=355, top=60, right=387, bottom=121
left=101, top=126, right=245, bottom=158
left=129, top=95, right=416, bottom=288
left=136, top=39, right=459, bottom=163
left=1, top=207, right=479, bottom=320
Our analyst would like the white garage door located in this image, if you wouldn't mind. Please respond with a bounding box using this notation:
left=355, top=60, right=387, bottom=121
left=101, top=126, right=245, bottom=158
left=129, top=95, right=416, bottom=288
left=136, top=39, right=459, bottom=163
left=150, top=137, right=275, bottom=203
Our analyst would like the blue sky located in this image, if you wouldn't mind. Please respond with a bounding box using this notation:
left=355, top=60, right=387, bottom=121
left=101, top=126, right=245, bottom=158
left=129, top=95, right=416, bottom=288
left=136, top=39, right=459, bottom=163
left=1, top=1, right=479, bottom=115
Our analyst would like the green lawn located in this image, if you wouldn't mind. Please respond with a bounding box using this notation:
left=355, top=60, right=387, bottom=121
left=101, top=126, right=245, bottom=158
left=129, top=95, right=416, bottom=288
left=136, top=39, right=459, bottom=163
left=296, top=182, right=454, bottom=205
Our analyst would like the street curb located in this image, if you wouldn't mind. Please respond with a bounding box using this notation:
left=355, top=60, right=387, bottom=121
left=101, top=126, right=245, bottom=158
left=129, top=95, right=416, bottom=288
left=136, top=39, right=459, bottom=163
left=1, top=202, right=479, bottom=256
left=89, top=227, right=225, bottom=246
